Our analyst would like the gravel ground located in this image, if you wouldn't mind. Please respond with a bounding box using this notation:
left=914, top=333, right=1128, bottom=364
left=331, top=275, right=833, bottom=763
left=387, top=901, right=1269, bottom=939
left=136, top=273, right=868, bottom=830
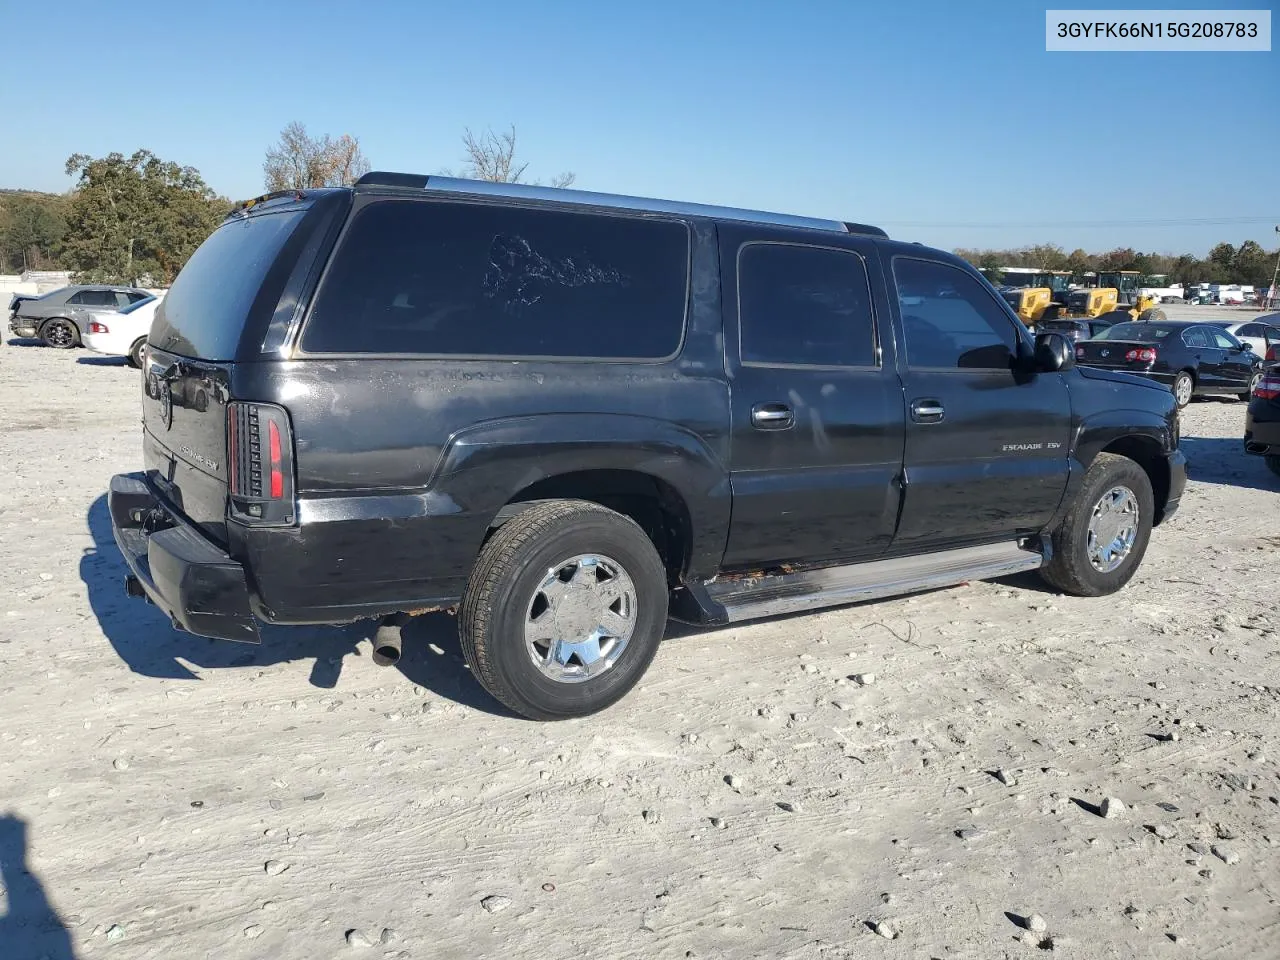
left=1, top=339, right=1277, bottom=960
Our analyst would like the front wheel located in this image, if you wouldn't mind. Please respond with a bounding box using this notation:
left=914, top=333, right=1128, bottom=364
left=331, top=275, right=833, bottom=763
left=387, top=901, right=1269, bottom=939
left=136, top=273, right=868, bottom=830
left=1040, top=453, right=1155, bottom=597
left=1172, top=371, right=1194, bottom=408
left=1239, top=372, right=1260, bottom=402
left=41, top=318, right=79, bottom=349
left=459, top=499, right=669, bottom=720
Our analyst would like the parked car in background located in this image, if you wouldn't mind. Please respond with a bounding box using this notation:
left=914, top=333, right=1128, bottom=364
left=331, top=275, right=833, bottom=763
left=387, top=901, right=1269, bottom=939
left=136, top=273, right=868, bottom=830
left=7, top=285, right=153, bottom=349
left=1075, top=320, right=1263, bottom=407
left=1035, top=316, right=1118, bottom=342
left=81, top=295, right=162, bottom=367
left=1244, top=366, right=1280, bottom=479
left=1209, top=320, right=1280, bottom=360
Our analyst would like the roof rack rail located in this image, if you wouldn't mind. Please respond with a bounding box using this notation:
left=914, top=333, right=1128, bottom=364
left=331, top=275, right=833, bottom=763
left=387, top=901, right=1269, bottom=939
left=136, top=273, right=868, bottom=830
left=354, top=172, right=887, bottom=238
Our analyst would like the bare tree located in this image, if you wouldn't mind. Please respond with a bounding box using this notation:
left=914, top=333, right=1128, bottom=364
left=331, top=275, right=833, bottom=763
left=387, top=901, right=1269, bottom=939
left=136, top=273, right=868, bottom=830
left=459, top=125, right=575, bottom=188
left=263, top=122, right=371, bottom=191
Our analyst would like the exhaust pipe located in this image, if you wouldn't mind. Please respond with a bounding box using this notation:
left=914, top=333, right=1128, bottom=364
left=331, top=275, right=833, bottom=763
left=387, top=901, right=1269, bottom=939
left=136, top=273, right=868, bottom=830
left=371, top=615, right=406, bottom=667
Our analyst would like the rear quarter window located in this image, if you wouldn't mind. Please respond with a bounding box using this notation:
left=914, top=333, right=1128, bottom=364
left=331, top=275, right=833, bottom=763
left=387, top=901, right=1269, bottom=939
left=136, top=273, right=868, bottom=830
left=301, top=199, right=690, bottom=359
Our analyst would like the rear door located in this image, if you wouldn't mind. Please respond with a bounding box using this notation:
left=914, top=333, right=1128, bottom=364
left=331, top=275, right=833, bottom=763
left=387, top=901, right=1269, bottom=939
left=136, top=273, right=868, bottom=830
left=889, top=255, right=1071, bottom=553
left=719, top=224, right=904, bottom=570
left=1182, top=326, right=1223, bottom=387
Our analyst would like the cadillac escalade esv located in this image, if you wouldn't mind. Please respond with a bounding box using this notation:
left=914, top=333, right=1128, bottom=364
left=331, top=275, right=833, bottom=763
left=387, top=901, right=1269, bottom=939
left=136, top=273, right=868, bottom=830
left=109, top=173, right=1187, bottom=720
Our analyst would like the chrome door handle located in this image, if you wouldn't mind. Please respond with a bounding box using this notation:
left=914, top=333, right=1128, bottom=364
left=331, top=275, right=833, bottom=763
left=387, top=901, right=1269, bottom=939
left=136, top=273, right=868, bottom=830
left=751, top=403, right=794, bottom=429
left=911, top=399, right=945, bottom=423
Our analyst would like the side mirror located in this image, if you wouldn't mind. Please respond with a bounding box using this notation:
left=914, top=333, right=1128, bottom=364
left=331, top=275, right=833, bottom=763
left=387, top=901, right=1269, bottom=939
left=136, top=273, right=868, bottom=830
left=1034, top=332, right=1075, bottom=372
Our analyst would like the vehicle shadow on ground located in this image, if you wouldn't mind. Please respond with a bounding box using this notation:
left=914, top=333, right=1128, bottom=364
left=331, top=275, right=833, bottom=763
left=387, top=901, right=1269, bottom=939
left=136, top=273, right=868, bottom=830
left=4, top=337, right=45, bottom=348
left=75, top=356, right=129, bottom=367
left=0, top=815, right=77, bottom=960
left=1179, top=434, right=1276, bottom=492
left=81, top=494, right=511, bottom=715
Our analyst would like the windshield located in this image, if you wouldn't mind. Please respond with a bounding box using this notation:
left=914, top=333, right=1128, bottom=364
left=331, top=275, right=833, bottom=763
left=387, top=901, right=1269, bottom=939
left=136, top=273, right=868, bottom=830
left=1092, top=322, right=1172, bottom=342
left=149, top=209, right=307, bottom=360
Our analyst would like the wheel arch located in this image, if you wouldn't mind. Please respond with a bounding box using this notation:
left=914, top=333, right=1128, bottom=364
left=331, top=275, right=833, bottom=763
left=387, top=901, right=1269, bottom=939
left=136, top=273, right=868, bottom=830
left=1072, top=413, right=1177, bottom=526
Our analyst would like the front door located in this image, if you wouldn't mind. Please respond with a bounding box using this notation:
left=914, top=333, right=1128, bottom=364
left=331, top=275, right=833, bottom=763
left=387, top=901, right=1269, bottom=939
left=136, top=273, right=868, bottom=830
left=888, top=255, right=1072, bottom=554
left=1210, top=328, right=1257, bottom=390
left=719, top=225, right=905, bottom=571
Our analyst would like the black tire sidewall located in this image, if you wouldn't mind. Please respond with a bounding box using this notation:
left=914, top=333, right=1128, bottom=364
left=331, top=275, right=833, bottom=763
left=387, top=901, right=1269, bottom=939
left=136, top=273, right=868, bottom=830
left=129, top=339, right=147, bottom=368
left=1057, top=458, right=1155, bottom=596
left=480, top=513, right=668, bottom=718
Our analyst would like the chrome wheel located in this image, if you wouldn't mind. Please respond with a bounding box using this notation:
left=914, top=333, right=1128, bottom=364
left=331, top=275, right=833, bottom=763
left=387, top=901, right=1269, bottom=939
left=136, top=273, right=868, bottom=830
left=1086, top=485, right=1139, bottom=573
left=524, top=553, right=637, bottom=683
left=1246, top=373, right=1261, bottom=396
left=1174, top=375, right=1192, bottom=407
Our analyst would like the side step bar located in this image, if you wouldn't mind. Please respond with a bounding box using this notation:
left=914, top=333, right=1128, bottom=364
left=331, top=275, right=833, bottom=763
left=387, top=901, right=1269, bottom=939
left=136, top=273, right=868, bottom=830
left=681, top=539, right=1046, bottom=625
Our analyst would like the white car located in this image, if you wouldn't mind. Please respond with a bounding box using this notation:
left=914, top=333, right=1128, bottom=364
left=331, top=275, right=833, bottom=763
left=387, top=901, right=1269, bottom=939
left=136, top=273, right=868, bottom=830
left=1214, top=319, right=1280, bottom=361
left=81, top=294, right=161, bottom=367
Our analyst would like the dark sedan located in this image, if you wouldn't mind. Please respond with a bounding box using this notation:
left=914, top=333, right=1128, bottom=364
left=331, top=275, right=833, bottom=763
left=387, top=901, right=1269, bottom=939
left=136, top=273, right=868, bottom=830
left=1075, top=321, right=1263, bottom=408
left=1244, top=364, right=1280, bottom=479
left=1035, top=316, right=1118, bottom=342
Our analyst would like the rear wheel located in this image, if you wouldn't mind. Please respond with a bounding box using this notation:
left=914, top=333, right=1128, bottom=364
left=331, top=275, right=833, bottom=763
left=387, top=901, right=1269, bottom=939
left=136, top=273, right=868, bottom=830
left=1239, top=372, right=1260, bottom=402
left=1267, top=455, right=1280, bottom=479
left=128, top=338, right=148, bottom=369
left=41, top=318, right=79, bottom=349
left=1040, top=452, right=1154, bottom=597
left=1172, top=371, right=1194, bottom=408
left=459, top=499, right=669, bottom=720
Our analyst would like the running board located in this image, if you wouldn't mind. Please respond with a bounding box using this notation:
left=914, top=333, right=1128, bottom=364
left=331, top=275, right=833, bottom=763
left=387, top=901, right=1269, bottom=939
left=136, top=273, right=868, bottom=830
left=695, top=540, right=1046, bottom=625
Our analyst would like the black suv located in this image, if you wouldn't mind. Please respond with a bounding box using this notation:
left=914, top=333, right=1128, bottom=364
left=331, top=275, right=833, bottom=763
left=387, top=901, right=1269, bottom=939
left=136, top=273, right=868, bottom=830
left=108, top=174, right=1187, bottom=720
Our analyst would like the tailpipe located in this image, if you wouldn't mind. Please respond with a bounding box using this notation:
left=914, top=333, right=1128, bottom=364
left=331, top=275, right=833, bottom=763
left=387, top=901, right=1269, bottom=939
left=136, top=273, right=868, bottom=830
left=371, top=614, right=406, bottom=667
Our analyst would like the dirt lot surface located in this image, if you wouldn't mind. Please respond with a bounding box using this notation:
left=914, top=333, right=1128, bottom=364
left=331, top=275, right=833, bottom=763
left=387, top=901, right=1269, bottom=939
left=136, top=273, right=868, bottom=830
left=1, top=340, right=1277, bottom=960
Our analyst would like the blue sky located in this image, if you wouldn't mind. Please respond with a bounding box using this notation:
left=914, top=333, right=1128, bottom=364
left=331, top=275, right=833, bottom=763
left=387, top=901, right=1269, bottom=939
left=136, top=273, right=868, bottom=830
left=2, top=0, right=1276, bottom=254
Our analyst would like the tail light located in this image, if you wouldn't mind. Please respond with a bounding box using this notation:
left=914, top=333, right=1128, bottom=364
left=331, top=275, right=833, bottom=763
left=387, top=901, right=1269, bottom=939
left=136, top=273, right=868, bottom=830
left=89, top=321, right=109, bottom=334
left=1254, top=374, right=1280, bottom=400
left=227, top=401, right=295, bottom=525
left=1125, top=347, right=1157, bottom=363
left=1267, top=344, right=1278, bottom=362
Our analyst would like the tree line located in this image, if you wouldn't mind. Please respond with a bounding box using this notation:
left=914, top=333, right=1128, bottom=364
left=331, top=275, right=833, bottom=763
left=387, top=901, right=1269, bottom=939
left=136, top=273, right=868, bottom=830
left=0, top=123, right=573, bottom=285
left=955, top=242, right=1278, bottom=288
left=3, top=127, right=1270, bottom=289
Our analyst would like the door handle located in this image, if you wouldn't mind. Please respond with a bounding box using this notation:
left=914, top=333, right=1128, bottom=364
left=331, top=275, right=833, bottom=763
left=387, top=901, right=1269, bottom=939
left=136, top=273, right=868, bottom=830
left=911, top=398, right=945, bottom=424
left=751, top=402, right=794, bottom=429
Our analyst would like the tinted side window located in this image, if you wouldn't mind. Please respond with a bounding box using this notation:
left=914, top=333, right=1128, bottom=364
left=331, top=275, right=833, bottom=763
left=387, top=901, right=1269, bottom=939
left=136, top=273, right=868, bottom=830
left=1182, top=328, right=1210, bottom=348
left=66, top=291, right=87, bottom=305
left=303, top=200, right=690, bottom=359
left=76, top=290, right=115, bottom=307
left=127, top=291, right=149, bottom=303
left=1211, top=329, right=1240, bottom=350
left=737, top=243, right=876, bottom=367
left=1266, top=326, right=1280, bottom=344
left=893, top=258, right=1019, bottom=369
left=1237, top=323, right=1259, bottom=337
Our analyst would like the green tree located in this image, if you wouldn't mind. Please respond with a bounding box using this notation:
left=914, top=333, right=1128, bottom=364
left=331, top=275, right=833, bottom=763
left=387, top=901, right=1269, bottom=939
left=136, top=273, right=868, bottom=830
left=1233, top=240, right=1270, bottom=286
left=1065, top=248, right=1093, bottom=278
left=60, top=151, right=228, bottom=285
left=1207, top=242, right=1236, bottom=270
left=1025, top=243, right=1067, bottom=270
left=1097, top=247, right=1138, bottom=271
left=0, top=193, right=67, bottom=273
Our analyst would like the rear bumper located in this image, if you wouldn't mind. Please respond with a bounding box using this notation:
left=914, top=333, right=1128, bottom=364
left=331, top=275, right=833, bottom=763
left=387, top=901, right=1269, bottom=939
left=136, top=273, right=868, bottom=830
left=109, top=473, right=260, bottom=642
left=1245, top=405, right=1280, bottom=456
left=9, top=317, right=39, bottom=338
left=82, top=332, right=125, bottom=356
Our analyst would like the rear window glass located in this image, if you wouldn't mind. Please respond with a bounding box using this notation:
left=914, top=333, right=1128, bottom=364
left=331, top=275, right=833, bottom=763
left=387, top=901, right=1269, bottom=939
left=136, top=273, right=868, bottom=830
left=1094, top=322, right=1171, bottom=342
left=149, top=210, right=306, bottom=360
left=301, top=199, right=690, bottom=358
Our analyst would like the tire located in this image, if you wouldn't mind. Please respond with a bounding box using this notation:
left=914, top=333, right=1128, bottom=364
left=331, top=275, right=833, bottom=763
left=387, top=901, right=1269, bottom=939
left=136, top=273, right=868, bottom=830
left=1172, top=370, right=1194, bottom=408
left=1040, top=452, right=1155, bottom=598
left=459, top=499, right=669, bottom=720
left=1267, top=455, right=1280, bottom=479
left=128, top=338, right=148, bottom=369
left=1239, top=372, right=1261, bottom=402
left=1137, top=307, right=1167, bottom=323
left=40, top=318, right=80, bottom=349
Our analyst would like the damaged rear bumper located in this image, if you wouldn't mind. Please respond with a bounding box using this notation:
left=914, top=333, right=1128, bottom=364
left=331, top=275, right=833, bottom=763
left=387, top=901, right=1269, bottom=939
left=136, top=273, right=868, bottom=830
left=109, top=473, right=260, bottom=643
